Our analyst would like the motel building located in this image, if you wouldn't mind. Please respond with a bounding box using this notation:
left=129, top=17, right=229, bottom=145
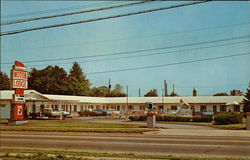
left=0, top=89, right=244, bottom=119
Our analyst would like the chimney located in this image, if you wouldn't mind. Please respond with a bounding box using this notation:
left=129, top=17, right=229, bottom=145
left=193, top=88, right=197, bottom=96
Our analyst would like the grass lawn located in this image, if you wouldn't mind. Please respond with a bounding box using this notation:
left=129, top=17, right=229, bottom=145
left=0, top=120, right=152, bottom=133
left=157, top=121, right=246, bottom=130
left=125, top=120, right=246, bottom=130
left=0, top=148, right=248, bottom=160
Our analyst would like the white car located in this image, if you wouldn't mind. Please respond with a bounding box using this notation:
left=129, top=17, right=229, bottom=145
left=202, top=110, right=213, bottom=116
left=61, top=111, right=70, bottom=117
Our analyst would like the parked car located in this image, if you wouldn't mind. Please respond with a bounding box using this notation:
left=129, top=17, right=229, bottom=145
left=43, top=108, right=62, bottom=118
left=202, top=110, right=214, bottom=116
left=61, top=111, right=70, bottom=117
left=78, top=111, right=102, bottom=117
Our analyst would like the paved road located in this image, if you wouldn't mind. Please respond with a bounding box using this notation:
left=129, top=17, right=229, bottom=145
left=1, top=131, right=250, bottom=158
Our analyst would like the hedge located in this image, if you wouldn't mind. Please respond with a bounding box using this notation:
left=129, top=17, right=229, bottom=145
left=214, top=112, right=242, bottom=125
left=191, top=116, right=213, bottom=122
left=128, top=115, right=213, bottom=122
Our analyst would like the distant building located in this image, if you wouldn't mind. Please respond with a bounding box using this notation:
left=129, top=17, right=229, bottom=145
left=0, top=90, right=244, bottom=119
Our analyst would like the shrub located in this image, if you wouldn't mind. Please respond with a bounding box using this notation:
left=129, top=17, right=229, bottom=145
left=128, top=116, right=147, bottom=121
left=191, top=116, right=213, bottom=122
left=214, top=112, right=242, bottom=125
left=175, top=116, right=191, bottom=122
left=128, top=116, right=134, bottom=121
left=156, top=116, right=163, bottom=121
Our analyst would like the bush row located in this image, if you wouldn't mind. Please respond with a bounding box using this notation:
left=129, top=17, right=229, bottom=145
left=128, top=115, right=213, bottom=122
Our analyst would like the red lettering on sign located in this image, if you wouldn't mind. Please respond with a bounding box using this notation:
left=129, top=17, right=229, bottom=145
left=12, top=70, right=28, bottom=80
left=11, top=80, right=28, bottom=89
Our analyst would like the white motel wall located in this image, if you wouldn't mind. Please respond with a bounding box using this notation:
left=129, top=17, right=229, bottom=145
left=0, top=90, right=244, bottom=119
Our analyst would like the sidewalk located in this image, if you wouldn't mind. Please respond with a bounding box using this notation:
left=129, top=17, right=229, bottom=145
left=146, top=128, right=250, bottom=137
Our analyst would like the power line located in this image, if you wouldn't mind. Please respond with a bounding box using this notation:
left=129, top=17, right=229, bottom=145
left=3, top=21, right=250, bottom=53
left=4, top=39, right=247, bottom=69
left=2, top=39, right=249, bottom=69
left=85, top=52, right=250, bottom=75
left=0, top=1, right=211, bottom=36
left=1, top=1, right=150, bottom=26
left=2, top=34, right=249, bottom=65
left=63, top=40, right=250, bottom=63
left=1, top=2, right=120, bottom=19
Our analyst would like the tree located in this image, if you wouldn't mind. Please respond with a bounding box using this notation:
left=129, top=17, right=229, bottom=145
left=213, top=92, right=228, bottom=96
left=243, top=83, right=250, bottom=113
left=29, top=66, right=67, bottom=94
left=66, top=62, right=91, bottom=96
left=0, top=72, right=10, bottom=90
left=107, top=84, right=127, bottom=97
left=90, top=86, right=109, bottom=97
left=169, top=92, right=178, bottom=97
left=144, top=89, right=158, bottom=97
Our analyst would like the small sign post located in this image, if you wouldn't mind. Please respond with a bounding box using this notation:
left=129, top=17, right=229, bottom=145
left=9, top=61, right=28, bottom=124
left=247, top=112, right=250, bottom=130
left=145, top=102, right=157, bottom=128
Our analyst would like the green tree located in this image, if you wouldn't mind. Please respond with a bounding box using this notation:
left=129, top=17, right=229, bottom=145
left=144, top=89, right=158, bottom=97
left=107, top=84, right=127, bottom=97
left=213, top=92, right=228, bottom=96
left=90, top=86, right=109, bottom=97
left=243, top=83, right=250, bottom=113
left=66, top=62, right=91, bottom=96
left=0, top=72, right=10, bottom=90
left=29, top=66, right=67, bottom=94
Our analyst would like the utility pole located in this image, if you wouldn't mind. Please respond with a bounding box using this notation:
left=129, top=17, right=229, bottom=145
left=139, top=88, right=141, bottom=97
left=162, top=88, right=164, bottom=108
left=126, top=85, right=129, bottom=110
left=164, top=80, right=168, bottom=96
left=173, top=83, right=175, bottom=94
left=108, top=79, right=111, bottom=90
left=107, top=78, right=111, bottom=97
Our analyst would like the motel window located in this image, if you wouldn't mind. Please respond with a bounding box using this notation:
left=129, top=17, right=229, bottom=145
left=140, top=105, right=145, bottom=110
left=200, top=106, right=207, bottom=112
left=191, top=106, right=195, bottom=111
left=40, top=105, right=45, bottom=112
left=158, top=106, right=164, bottom=111
left=69, top=105, right=72, bottom=113
left=122, top=106, right=126, bottom=110
left=55, top=105, right=58, bottom=111
left=220, top=105, right=226, bottom=112
left=32, top=104, right=36, bottom=113
left=74, top=105, right=77, bottom=112
left=128, top=105, right=133, bottom=110
left=234, top=105, right=240, bottom=112
left=61, top=105, right=65, bottom=111
left=171, top=106, right=177, bottom=110
left=213, top=106, right=217, bottom=113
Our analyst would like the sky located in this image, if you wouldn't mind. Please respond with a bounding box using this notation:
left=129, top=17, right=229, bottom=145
left=1, top=1, right=250, bottom=96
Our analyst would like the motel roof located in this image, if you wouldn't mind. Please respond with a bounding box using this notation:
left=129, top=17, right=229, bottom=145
left=0, top=90, right=244, bottom=104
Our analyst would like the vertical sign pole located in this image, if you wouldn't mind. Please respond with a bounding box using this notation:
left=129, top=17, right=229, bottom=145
left=9, top=61, right=28, bottom=124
